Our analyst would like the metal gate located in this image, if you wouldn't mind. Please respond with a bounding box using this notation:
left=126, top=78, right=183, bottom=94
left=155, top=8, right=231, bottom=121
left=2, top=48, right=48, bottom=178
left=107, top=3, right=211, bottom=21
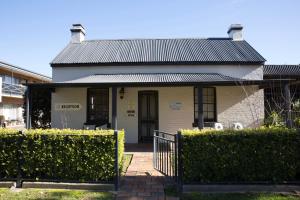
left=153, top=130, right=182, bottom=190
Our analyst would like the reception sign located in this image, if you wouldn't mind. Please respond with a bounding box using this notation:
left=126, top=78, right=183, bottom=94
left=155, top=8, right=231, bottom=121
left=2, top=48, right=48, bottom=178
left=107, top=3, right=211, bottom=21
left=55, top=103, right=82, bottom=111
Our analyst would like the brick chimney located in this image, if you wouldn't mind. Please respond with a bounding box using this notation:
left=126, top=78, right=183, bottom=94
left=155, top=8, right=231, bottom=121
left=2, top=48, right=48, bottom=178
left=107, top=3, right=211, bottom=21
left=70, top=24, right=85, bottom=43
left=227, top=24, right=243, bottom=41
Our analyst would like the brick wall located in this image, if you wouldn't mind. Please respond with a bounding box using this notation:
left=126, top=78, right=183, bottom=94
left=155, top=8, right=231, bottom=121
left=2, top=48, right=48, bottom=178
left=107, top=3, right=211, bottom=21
left=217, top=85, right=264, bottom=128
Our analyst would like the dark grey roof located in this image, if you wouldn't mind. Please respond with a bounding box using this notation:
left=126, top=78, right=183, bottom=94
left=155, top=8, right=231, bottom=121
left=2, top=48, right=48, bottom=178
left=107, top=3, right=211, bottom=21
left=264, top=65, right=300, bottom=76
left=51, top=38, right=265, bottom=65
left=62, top=73, right=243, bottom=84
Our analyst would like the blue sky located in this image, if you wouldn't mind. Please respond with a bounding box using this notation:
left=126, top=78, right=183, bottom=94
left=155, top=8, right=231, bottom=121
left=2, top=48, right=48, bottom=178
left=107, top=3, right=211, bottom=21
left=0, top=0, right=299, bottom=77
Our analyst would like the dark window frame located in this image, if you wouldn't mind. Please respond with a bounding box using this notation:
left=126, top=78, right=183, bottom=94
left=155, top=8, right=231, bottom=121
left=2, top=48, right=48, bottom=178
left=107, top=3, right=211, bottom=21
left=86, top=88, right=109, bottom=126
left=194, top=87, right=217, bottom=124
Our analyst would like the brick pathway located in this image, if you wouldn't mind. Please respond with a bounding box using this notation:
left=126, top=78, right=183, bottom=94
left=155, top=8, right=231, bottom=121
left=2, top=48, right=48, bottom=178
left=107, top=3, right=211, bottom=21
left=116, top=144, right=167, bottom=200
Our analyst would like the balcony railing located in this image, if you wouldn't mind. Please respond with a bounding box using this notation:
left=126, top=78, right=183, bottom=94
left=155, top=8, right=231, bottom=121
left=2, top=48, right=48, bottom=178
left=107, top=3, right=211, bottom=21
left=2, top=83, right=26, bottom=97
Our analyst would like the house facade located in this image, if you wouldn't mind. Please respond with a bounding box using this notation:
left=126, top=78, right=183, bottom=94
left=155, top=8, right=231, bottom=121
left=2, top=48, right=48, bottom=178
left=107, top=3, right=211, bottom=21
left=0, top=61, right=51, bottom=128
left=34, top=24, right=266, bottom=143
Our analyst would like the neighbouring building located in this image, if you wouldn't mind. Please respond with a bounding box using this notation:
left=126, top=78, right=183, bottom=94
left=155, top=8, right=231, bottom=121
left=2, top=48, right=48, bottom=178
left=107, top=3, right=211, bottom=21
left=29, top=24, right=270, bottom=143
left=263, top=64, right=300, bottom=123
left=0, top=61, right=51, bottom=128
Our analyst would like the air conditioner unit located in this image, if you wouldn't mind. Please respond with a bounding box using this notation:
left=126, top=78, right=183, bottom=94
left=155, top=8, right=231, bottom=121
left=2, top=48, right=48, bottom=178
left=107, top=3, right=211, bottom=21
left=214, top=123, right=224, bottom=130
left=232, top=122, right=243, bottom=130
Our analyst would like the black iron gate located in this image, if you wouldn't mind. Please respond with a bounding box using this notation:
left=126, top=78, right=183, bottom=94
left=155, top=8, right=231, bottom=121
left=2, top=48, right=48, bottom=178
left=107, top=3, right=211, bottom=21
left=153, top=130, right=182, bottom=191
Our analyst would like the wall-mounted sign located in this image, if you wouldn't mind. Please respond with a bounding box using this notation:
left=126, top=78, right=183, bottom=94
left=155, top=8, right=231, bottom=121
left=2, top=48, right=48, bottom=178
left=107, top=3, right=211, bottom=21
left=55, top=103, right=82, bottom=111
left=169, top=102, right=183, bottom=110
left=127, top=110, right=135, bottom=117
left=127, top=101, right=135, bottom=110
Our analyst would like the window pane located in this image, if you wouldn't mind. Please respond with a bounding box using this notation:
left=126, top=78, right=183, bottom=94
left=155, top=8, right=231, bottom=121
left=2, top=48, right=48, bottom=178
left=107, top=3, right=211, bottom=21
left=203, top=104, right=208, bottom=111
left=194, top=87, right=216, bottom=123
left=207, top=96, right=214, bottom=103
left=87, top=88, right=109, bottom=126
left=208, top=112, right=214, bottom=119
left=208, top=104, right=214, bottom=112
left=207, top=88, right=214, bottom=95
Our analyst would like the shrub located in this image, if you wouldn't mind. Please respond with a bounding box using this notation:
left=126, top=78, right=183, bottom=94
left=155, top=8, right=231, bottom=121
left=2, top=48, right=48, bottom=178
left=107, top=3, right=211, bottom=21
left=264, top=111, right=285, bottom=127
left=181, top=127, right=300, bottom=183
left=0, top=129, right=124, bottom=182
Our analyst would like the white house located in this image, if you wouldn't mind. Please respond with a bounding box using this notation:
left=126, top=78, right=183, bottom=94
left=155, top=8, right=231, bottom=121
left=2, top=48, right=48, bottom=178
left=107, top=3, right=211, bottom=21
left=29, top=24, right=267, bottom=143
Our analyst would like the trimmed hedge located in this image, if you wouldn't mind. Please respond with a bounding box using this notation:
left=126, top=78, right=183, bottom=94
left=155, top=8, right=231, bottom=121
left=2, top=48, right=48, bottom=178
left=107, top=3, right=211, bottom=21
left=0, top=129, right=124, bottom=182
left=181, top=128, right=300, bottom=183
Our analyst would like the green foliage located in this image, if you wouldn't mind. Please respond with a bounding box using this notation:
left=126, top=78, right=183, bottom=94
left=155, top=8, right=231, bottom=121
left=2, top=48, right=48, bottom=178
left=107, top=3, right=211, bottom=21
left=0, top=128, right=124, bottom=182
left=181, top=128, right=300, bottom=183
left=264, top=111, right=285, bottom=127
left=292, top=99, right=300, bottom=112
left=182, top=193, right=300, bottom=200
left=294, top=117, right=300, bottom=127
left=23, top=87, right=52, bottom=128
left=0, top=188, right=113, bottom=200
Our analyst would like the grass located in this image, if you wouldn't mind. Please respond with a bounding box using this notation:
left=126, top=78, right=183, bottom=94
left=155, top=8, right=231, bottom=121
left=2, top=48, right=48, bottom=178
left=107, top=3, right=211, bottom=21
left=165, top=187, right=300, bottom=200
left=121, top=153, right=133, bottom=176
left=0, top=188, right=113, bottom=200
left=0, top=154, right=133, bottom=200
left=181, top=193, right=300, bottom=200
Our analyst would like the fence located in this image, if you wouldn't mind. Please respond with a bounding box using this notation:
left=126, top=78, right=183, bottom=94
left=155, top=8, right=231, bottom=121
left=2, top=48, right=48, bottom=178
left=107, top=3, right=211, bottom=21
left=153, top=130, right=182, bottom=192
left=2, top=83, right=26, bottom=96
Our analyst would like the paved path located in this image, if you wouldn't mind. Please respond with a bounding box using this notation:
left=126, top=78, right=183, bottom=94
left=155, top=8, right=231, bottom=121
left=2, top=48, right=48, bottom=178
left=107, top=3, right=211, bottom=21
left=116, top=144, right=169, bottom=200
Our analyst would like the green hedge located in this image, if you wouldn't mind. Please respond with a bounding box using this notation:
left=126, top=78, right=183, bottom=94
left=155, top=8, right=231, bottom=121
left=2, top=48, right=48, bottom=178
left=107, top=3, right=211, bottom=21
left=0, top=129, right=124, bottom=182
left=181, top=128, right=300, bottom=183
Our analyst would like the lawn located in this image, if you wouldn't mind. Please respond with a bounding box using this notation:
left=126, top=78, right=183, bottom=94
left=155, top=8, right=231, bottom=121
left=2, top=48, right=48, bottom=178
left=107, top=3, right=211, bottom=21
left=0, top=188, right=113, bottom=200
left=0, top=154, right=133, bottom=200
left=121, top=153, right=133, bottom=175
left=182, top=193, right=300, bottom=200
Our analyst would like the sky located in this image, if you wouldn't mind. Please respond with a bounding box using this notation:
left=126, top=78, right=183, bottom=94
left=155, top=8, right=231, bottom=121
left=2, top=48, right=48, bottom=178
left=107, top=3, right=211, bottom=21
left=0, top=0, right=299, bottom=77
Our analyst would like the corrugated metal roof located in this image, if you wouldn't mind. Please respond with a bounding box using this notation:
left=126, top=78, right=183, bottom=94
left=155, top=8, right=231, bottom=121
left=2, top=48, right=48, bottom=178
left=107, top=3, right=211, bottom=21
left=264, top=65, right=300, bottom=76
left=51, top=38, right=265, bottom=65
left=62, top=73, right=244, bottom=84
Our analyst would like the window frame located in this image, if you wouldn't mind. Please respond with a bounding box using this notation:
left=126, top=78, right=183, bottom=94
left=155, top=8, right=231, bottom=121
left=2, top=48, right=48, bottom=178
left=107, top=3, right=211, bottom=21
left=86, top=88, right=109, bottom=126
left=194, top=87, right=217, bottom=123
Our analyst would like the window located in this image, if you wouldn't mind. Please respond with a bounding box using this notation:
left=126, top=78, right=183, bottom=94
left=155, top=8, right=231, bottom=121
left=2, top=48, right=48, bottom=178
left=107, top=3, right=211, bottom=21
left=1, top=75, right=22, bottom=85
left=194, top=87, right=216, bottom=123
left=87, top=88, right=109, bottom=126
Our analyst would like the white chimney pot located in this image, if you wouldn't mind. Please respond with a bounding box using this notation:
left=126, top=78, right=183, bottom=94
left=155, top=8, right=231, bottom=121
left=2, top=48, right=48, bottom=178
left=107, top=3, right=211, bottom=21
left=70, top=24, right=85, bottom=43
left=227, top=24, right=243, bottom=41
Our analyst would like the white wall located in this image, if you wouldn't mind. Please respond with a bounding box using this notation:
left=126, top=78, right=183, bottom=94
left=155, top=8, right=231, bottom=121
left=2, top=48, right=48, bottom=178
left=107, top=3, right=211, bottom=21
left=51, top=86, right=194, bottom=143
left=51, top=87, right=87, bottom=129
left=51, top=85, right=264, bottom=143
left=52, top=65, right=263, bottom=82
left=117, top=87, right=194, bottom=143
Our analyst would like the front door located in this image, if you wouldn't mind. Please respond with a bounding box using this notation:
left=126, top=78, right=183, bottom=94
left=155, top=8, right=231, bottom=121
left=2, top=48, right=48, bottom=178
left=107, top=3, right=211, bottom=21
left=138, top=91, right=158, bottom=143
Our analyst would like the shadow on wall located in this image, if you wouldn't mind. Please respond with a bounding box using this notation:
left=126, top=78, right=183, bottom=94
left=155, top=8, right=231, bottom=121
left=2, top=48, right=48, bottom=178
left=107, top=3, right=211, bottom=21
left=217, top=85, right=264, bottom=128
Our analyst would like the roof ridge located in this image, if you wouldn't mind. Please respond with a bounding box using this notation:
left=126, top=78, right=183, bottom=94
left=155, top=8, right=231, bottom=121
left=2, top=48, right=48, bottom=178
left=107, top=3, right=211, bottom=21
left=83, top=37, right=232, bottom=42
left=264, top=64, right=300, bottom=66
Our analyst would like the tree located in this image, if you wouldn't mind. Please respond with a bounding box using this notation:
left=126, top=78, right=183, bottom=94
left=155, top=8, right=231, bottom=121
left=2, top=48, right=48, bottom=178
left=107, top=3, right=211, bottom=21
left=23, top=87, right=51, bottom=128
